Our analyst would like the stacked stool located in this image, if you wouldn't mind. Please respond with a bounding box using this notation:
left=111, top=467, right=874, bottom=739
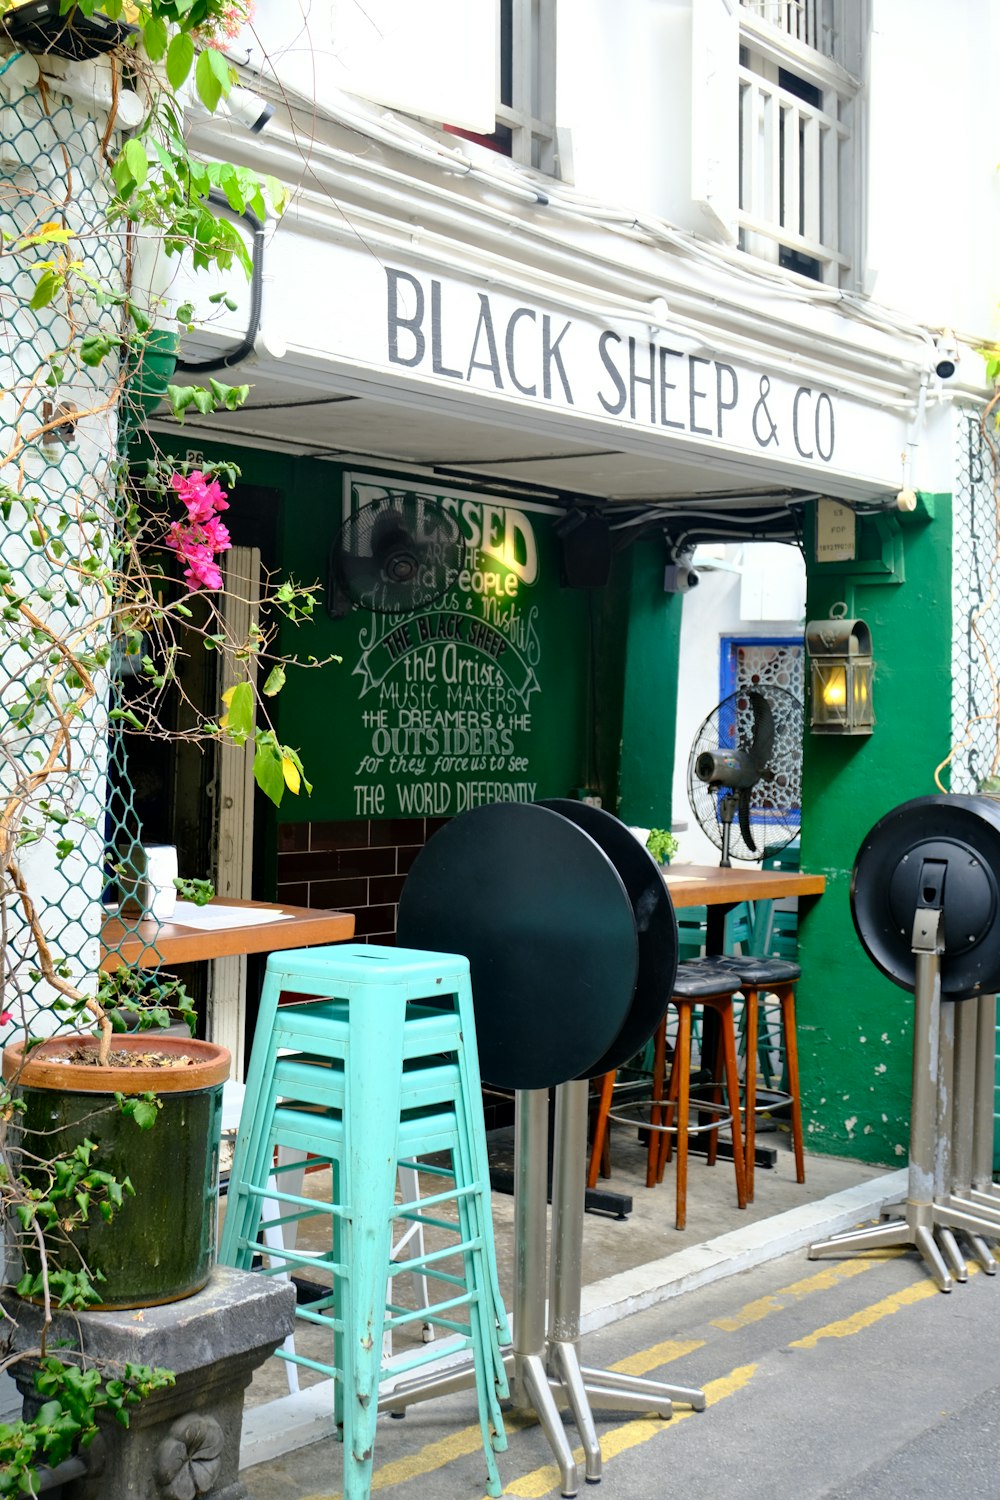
left=588, top=960, right=747, bottom=1231
left=218, top=944, right=510, bottom=1500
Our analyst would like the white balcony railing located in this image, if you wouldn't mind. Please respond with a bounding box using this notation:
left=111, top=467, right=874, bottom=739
left=739, top=0, right=836, bottom=62
left=738, top=65, right=851, bottom=278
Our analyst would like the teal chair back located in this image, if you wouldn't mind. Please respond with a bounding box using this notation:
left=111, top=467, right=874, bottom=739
left=751, top=840, right=801, bottom=958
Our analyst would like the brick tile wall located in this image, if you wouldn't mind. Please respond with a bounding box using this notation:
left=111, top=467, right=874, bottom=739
left=275, top=815, right=515, bottom=1132
left=276, top=818, right=448, bottom=941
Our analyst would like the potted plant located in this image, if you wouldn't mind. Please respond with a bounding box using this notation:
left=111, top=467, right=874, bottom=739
left=0, top=0, right=323, bottom=1485
left=645, top=828, right=679, bottom=866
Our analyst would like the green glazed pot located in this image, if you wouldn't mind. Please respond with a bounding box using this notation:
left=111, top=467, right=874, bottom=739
left=3, top=1034, right=230, bottom=1309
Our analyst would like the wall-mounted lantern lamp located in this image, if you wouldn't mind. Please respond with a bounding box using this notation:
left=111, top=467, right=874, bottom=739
left=805, top=614, right=874, bottom=735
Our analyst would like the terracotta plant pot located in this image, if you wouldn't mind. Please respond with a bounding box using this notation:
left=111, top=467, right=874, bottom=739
left=3, top=1034, right=231, bottom=1310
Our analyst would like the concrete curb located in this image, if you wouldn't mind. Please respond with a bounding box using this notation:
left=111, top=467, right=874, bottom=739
left=240, top=1167, right=907, bottom=1471
left=580, top=1167, right=908, bottom=1332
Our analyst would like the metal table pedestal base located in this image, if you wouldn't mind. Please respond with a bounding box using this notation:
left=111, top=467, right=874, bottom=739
left=809, top=913, right=986, bottom=1293
left=382, top=1085, right=704, bottom=1497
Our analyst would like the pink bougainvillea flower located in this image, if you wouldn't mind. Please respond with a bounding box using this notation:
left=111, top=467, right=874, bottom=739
left=0, top=1011, right=12, bottom=1026
left=182, top=551, right=225, bottom=591
left=165, top=470, right=233, bottom=591
left=170, top=471, right=229, bottom=519
left=200, top=516, right=231, bottom=551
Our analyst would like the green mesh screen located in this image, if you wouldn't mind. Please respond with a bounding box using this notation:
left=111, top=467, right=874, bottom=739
left=1, top=76, right=163, bottom=1034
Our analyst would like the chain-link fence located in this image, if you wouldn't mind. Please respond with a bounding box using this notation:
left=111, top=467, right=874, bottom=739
left=0, top=78, right=153, bottom=1033
left=950, top=406, right=1000, bottom=794
left=949, top=404, right=1000, bottom=1173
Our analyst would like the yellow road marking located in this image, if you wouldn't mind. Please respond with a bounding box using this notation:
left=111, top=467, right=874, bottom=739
left=610, top=1337, right=705, bottom=1376
left=711, top=1250, right=900, bottom=1331
left=492, top=1363, right=757, bottom=1499
left=297, top=1414, right=538, bottom=1500
left=789, top=1263, right=977, bottom=1348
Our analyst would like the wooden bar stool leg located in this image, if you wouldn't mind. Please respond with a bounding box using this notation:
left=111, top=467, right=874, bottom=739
left=646, top=1018, right=669, bottom=1189
left=673, top=1004, right=692, bottom=1230
left=719, top=1006, right=747, bottom=1211
left=587, top=1070, right=616, bottom=1189
left=744, top=987, right=759, bottom=1203
left=656, top=1016, right=682, bottom=1182
left=780, top=986, right=806, bottom=1184
left=706, top=1009, right=723, bottom=1168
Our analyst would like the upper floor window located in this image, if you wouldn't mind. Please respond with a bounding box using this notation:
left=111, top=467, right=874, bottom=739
left=445, top=0, right=558, bottom=173
left=737, top=0, right=863, bottom=284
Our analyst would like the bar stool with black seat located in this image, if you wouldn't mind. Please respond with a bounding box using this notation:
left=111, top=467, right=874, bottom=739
left=588, top=961, right=748, bottom=1231
left=650, top=962, right=749, bottom=1229
left=728, top=955, right=805, bottom=1201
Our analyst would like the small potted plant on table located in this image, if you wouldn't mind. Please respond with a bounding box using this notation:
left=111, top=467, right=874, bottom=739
left=645, top=828, right=679, bottom=867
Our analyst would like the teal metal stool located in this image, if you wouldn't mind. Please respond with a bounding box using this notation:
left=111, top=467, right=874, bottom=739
left=219, top=944, right=510, bottom=1499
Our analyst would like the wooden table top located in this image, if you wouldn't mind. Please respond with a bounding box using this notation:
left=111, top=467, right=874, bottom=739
left=661, top=864, right=826, bottom=909
left=100, top=900, right=356, bottom=972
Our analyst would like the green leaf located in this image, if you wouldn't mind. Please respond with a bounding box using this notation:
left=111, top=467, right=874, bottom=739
left=130, top=1099, right=160, bottom=1132
left=123, top=137, right=148, bottom=189
left=195, top=46, right=232, bottom=113
left=142, top=14, right=168, bottom=61
left=79, top=334, right=113, bottom=367
left=265, top=174, right=289, bottom=215
left=220, top=680, right=254, bottom=739
left=30, top=270, right=62, bottom=311
left=165, top=31, right=195, bottom=92
left=253, top=741, right=285, bottom=806
left=262, top=665, right=286, bottom=696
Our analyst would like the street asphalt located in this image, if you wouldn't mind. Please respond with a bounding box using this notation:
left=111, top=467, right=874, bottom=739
left=233, top=1121, right=1000, bottom=1500
left=244, top=1238, right=1000, bottom=1500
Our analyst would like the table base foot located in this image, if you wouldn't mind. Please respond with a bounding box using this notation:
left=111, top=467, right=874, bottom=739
left=580, top=1363, right=706, bottom=1413
left=548, top=1341, right=601, bottom=1483
left=809, top=1214, right=953, bottom=1292
left=522, top=1350, right=582, bottom=1497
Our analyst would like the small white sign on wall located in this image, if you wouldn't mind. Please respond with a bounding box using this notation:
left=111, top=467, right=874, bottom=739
left=816, top=499, right=856, bottom=562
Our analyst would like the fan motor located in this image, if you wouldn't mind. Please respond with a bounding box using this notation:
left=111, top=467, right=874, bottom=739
left=695, top=748, right=759, bottom=789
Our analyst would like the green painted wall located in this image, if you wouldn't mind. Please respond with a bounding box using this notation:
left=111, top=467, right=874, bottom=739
left=797, top=497, right=952, bottom=1164
left=278, top=468, right=595, bottom=821
left=616, top=540, right=683, bottom=827
left=134, top=437, right=616, bottom=830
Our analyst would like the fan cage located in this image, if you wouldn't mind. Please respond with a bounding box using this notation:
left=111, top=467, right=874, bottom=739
left=329, top=488, right=462, bottom=616
left=687, top=686, right=803, bottom=860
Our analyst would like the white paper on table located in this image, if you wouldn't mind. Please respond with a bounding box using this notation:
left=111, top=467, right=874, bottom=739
left=166, top=902, right=294, bottom=930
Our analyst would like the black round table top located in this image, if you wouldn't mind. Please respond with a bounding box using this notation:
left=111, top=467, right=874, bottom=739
left=395, top=802, right=639, bottom=1090
left=851, top=794, right=1000, bottom=999
left=539, top=800, right=678, bottom=1077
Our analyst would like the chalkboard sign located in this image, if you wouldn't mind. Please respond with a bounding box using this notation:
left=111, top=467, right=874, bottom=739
left=284, top=471, right=590, bottom=823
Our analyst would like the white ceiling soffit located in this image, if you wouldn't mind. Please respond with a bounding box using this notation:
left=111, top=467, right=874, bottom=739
left=149, top=369, right=871, bottom=508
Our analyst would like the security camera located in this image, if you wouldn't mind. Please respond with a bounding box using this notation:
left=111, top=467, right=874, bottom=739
left=179, top=78, right=273, bottom=134
left=663, top=560, right=700, bottom=594
left=934, top=330, right=959, bottom=380
left=225, top=86, right=274, bottom=134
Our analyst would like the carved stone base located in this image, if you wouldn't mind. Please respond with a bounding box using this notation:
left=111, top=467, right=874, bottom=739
left=5, top=1266, right=296, bottom=1499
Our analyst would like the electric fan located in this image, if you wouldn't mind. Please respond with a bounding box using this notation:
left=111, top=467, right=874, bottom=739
left=327, top=492, right=462, bottom=616
left=687, top=685, right=803, bottom=866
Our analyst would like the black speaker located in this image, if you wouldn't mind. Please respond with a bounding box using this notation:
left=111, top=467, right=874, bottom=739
left=556, top=512, right=612, bottom=589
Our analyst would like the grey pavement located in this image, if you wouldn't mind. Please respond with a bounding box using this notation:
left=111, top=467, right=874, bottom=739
left=237, top=1125, right=923, bottom=1498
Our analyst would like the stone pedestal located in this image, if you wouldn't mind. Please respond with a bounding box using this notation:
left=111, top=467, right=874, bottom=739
left=5, top=1266, right=296, bottom=1500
